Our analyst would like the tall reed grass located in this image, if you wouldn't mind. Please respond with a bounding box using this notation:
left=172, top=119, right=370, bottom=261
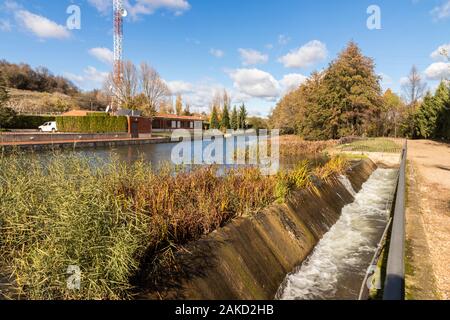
left=0, top=151, right=349, bottom=300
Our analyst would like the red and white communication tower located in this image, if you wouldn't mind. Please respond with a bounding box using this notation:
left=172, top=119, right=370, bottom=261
left=112, top=0, right=127, bottom=111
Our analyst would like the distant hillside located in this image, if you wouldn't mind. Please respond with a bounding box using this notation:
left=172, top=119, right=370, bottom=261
left=5, top=88, right=76, bottom=114
left=5, top=88, right=109, bottom=115
left=0, top=60, right=109, bottom=114
left=0, top=60, right=79, bottom=96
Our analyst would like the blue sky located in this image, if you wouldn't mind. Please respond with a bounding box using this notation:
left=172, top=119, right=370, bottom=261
left=1, top=0, right=450, bottom=116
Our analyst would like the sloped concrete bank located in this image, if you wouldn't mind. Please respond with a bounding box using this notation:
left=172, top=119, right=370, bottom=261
left=141, top=159, right=378, bottom=300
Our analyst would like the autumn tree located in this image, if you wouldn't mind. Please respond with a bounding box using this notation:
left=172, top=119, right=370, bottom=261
left=175, top=94, right=183, bottom=115
left=321, top=42, right=383, bottom=137
left=381, top=89, right=405, bottom=137
left=270, top=88, right=302, bottom=134
left=271, top=42, right=384, bottom=139
left=247, top=117, right=269, bottom=130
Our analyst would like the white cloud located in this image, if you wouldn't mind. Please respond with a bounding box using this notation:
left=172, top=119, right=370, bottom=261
left=280, top=73, right=307, bottom=93
left=228, top=68, right=280, bottom=99
left=3, top=0, right=20, bottom=11
left=89, top=47, right=114, bottom=65
left=88, top=0, right=191, bottom=19
left=278, top=34, right=290, bottom=45
left=167, top=71, right=310, bottom=113
left=0, top=19, right=11, bottom=32
left=165, top=80, right=230, bottom=111
left=124, top=0, right=191, bottom=19
left=66, top=66, right=109, bottom=90
left=15, top=10, right=70, bottom=39
left=209, top=48, right=224, bottom=58
left=166, top=80, right=194, bottom=94
left=379, top=72, right=393, bottom=88
left=238, top=49, right=269, bottom=66
left=399, top=76, right=410, bottom=86
left=424, top=62, right=450, bottom=80
left=431, top=1, right=450, bottom=20
left=431, top=43, right=450, bottom=61
left=88, top=0, right=111, bottom=14
left=279, top=40, right=328, bottom=68
left=186, top=37, right=200, bottom=45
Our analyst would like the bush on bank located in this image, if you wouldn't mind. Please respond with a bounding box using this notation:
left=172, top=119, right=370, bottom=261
left=56, top=114, right=128, bottom=133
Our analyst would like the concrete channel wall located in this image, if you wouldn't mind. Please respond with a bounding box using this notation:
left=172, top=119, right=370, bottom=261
left=0, top=132, right=131, bottom=143
left=141, top=159, right=378, bottom=300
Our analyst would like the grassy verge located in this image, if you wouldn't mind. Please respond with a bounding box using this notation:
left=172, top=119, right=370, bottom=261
left=336, top=138, right=403, bottom=153
left=0, top=152, right=349, bottom=300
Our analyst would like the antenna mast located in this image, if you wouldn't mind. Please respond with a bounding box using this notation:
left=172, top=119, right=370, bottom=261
left=113, top=0, right=126, bottom=112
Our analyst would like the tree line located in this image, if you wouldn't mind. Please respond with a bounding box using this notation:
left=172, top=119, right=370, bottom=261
left=0, top=60, right=79, bottom=96
left=207, top=91, right=248, bottom=130
left=270, top=42, right=450, bottom=141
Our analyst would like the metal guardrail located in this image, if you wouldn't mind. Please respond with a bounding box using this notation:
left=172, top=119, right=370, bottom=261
left=357, top=140, right=407, bottom=300
left=383, top=140, right=407, bottom=300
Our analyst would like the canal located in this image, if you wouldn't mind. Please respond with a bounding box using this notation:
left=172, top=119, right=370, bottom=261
left=277, top=168, right=398, bottom=300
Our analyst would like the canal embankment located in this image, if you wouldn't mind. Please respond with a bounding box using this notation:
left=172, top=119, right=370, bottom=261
left=140, top=159, right=380, bottom=300
left=0, top=132, right=172, bottom=151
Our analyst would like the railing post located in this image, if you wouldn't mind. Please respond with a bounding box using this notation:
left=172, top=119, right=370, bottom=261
left=383, top=140, right=407, bottom=300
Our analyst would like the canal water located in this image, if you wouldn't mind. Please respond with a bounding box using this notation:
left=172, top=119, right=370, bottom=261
left=28, top=139, right=327, bottom=172
left=277, top=168, right=398, bottom=300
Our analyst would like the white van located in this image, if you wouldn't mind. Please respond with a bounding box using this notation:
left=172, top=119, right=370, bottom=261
left=38, top=121, right=57, bottom=132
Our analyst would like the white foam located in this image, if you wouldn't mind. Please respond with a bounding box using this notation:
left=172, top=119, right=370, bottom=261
left=338, top=175, right=357, bottom=196
left=279, top=168, right=397, bottom=300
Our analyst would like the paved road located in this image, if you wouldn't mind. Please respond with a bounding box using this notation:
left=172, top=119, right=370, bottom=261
left=406, top=140, right=450, bottom=300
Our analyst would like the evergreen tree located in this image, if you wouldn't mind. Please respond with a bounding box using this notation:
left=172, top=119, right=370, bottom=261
left=414, top=92, right=438, bottom=139
left=238, top=103, right=248, bottom=129
left=0, top=75, right=15, bottom=128
left=221, top=104, right=230, bottom=130
left=321, top=41, right=383, bottom=137
left=271, top=42, right=383, bottom=140
left=434, top=81, right=450, bottom=139
left=210, top=106, right=220, bottom=129
left=183, top=103, right=192, bottom=116
left=230, top=106, right=238, bottom=130
left=0, top=73, right=8, bottom=107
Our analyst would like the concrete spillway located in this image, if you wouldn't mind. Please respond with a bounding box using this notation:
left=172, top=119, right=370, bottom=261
left=277, top=169, right=397, bottom=300
left=141, top=159, right=396, bottom=300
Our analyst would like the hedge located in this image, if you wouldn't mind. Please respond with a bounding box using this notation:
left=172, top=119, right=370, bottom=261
left=56, top=114, right=128, bottom=133
left=5, top=115, right=56, bottom=129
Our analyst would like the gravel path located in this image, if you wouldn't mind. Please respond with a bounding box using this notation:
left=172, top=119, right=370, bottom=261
left=406, top=140, right=450, bottom=300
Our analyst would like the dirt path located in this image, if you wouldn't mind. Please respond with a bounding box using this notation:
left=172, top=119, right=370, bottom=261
left=406, top=140, right=450, bottom=300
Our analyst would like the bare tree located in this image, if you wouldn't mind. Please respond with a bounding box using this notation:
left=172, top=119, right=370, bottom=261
left=402, top=65, right=427, bottom=106
left=139, top=62, right=171, bottom=117
left=105, top=60, right=138, bottom=110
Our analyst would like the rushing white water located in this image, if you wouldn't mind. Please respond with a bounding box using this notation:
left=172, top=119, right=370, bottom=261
left=278, top=168, right=397, bottom=300
left=338, top=175, right=357, bottom=196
